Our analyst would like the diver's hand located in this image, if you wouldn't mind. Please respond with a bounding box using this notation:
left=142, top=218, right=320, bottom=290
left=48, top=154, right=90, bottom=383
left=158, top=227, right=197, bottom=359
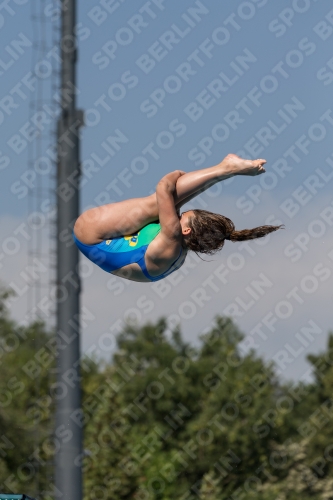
left=160, top=170, right=186, bottom=191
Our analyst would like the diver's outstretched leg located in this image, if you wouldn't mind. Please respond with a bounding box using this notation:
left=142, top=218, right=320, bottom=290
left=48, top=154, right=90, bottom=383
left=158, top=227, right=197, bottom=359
left=74, top=154, right=266, bottom=244
left=173, top=153, right=266, bottom=209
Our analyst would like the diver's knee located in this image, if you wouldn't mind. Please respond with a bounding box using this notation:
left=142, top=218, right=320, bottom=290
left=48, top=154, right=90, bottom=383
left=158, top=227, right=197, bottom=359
left=146, top=194, right=158, bottom=214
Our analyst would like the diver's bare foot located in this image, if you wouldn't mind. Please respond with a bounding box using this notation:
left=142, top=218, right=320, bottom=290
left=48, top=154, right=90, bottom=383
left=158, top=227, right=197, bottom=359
left=222, top=153, right=266, bottom=176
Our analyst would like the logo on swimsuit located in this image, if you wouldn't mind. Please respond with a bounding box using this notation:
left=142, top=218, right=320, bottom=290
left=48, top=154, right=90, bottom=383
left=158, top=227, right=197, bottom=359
left=106, top=240, right=112, bottom=245
left=124, top=232, right=140, bottom=246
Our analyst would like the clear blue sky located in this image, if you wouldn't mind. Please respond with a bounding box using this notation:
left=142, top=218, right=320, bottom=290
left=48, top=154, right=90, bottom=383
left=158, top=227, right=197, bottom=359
left=1, top=0, right=333, bottom=381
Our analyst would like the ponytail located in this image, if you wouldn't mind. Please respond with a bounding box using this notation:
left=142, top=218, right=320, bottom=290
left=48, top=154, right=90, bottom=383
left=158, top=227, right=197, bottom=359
left=225, top=225, right=284, bottom=242
left=185, top=209, right=284, bottom=255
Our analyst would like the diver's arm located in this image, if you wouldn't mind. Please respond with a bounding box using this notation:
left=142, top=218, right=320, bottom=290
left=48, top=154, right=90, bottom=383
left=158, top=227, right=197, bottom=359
left=156, top=171, right=185, bottom=243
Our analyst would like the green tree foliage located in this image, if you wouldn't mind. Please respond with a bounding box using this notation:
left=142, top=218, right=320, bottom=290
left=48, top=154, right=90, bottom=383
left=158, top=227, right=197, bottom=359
left=1, top=282, right=333, bottom=500
left=0, top=285, right=57, bottom=495
left=248, top=440, right=333, bottom=500
left=82, top=317, right=310, bottom=500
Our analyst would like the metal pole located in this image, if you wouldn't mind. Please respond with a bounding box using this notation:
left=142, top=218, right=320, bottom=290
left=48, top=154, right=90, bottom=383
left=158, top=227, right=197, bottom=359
left=55, top=0, right=83, bottom=498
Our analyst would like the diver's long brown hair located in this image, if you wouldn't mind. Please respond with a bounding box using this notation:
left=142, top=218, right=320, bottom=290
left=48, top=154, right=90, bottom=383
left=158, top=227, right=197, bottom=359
left=185, top=209, right=284, bottom=255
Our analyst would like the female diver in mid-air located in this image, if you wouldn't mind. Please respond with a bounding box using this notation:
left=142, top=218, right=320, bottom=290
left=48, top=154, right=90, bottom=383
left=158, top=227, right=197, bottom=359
left=73, top=154, right=283, bottom=283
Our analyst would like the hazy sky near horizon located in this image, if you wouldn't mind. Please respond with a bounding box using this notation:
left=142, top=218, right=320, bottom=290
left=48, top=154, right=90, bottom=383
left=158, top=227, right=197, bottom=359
left=1, top=0, right=333, bottom=382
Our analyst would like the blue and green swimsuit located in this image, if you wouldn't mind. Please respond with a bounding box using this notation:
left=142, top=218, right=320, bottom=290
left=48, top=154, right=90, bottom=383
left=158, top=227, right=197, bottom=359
left=72, top=222, right=184, bottom=282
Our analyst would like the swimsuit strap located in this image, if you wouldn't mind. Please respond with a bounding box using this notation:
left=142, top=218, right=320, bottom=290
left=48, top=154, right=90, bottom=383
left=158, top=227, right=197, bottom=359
left=138, top=247, right=183, bottom=282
